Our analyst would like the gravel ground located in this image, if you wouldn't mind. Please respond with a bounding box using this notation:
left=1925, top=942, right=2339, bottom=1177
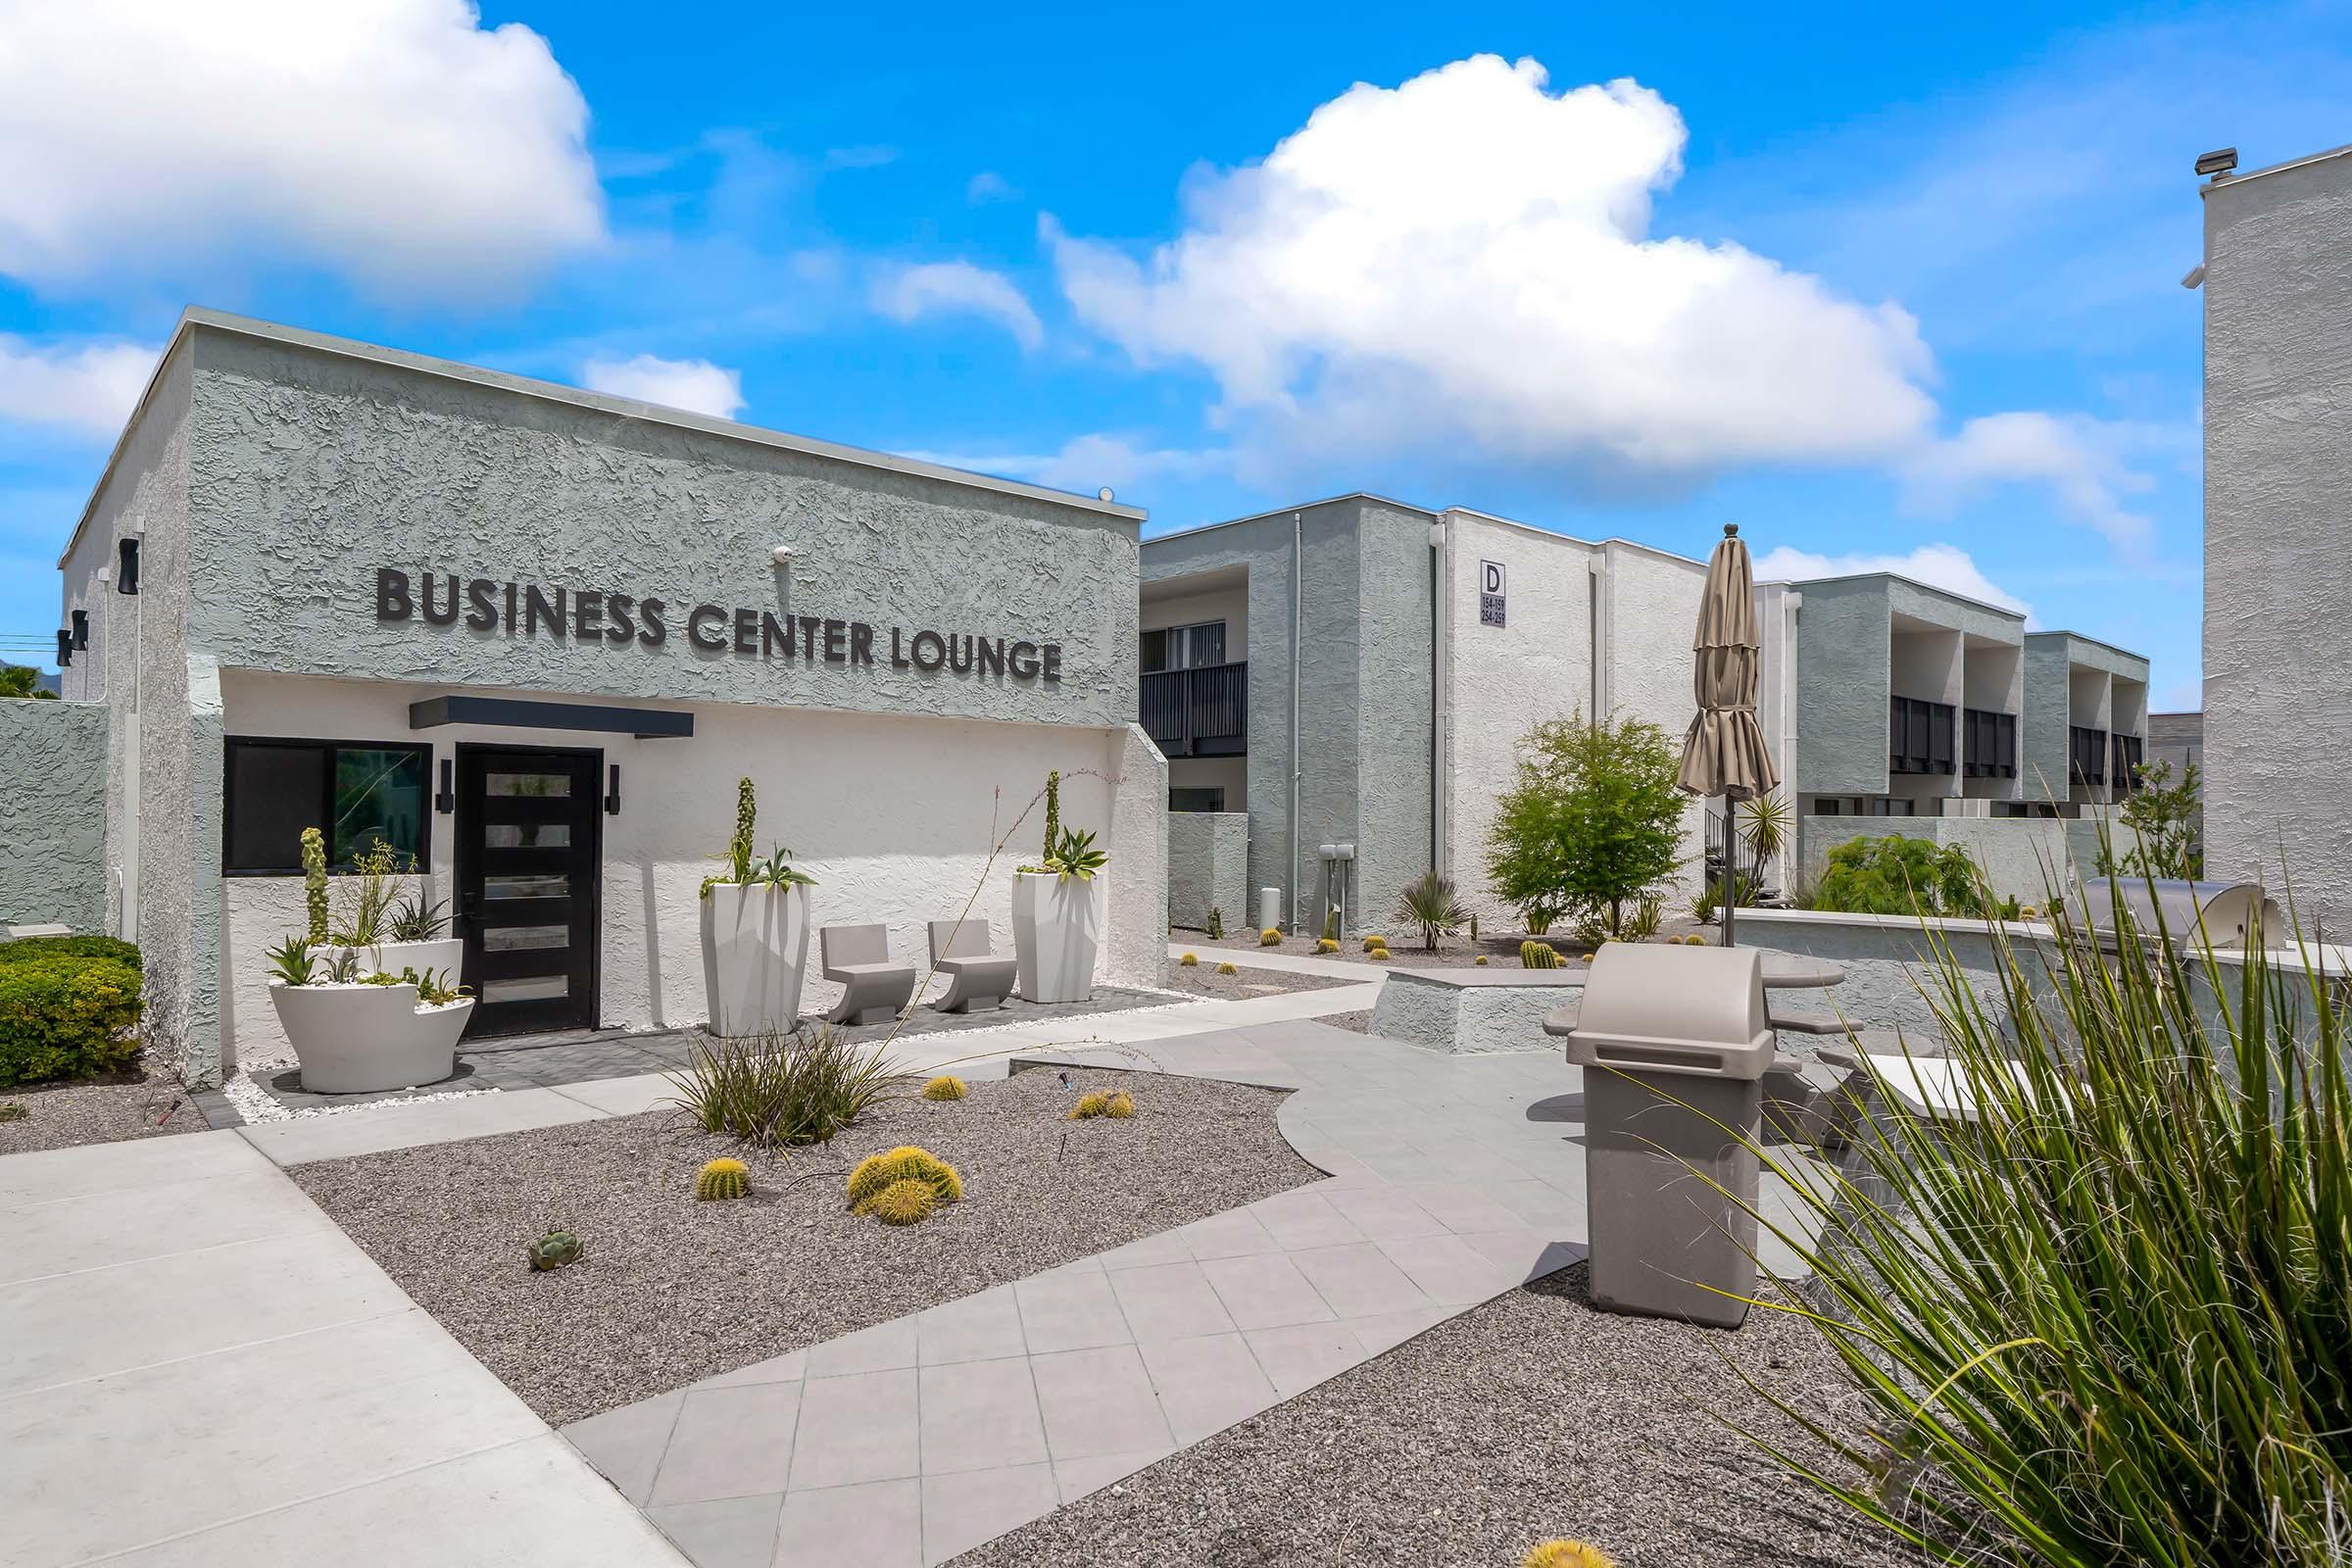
left=293, top=1067, right=1318, bottom=1425
left=1159, top=961, right=1359, bottom=1003
left=1315, top=1009, right=1373, bottom=1034
left=1185, top=919, right=1714, bottom=970
left=953, top=1263, right=1922, bottom=1568
left=0, top=1059, right=203, bottom=1155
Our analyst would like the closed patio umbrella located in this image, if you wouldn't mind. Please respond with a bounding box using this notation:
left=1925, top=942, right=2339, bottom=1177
left=1679, top=523, right=1779, bottom=949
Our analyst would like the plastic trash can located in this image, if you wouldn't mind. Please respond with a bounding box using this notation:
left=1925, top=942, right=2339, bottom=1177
left=1551, top=943, right=1775, bottom=1329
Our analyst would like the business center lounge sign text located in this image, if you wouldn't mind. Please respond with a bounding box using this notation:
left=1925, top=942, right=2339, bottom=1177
left=373, top=568, right=1066, bottom=682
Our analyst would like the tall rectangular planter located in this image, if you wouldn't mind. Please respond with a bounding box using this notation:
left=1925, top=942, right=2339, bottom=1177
left=700, top=883, right=811, bottom=1037
left=1011, top=871, right=1103, bottom=1004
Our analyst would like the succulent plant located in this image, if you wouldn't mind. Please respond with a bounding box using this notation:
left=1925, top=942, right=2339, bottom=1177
left=1687, top=934, right=1706, bottom=946
left=1315, top=938, right=1339, bottom=955
left=869, top=1177, right=937, bottom=1226
left=1215, top=960, right=1239, bottom=975
left=1322, top=906, right=1339, bottom=942
left=1041, top=768, right=1060, bottom=865
left=0, top=1102, right=26, bottom=1123
left=1178, top=952, right=1199, bottom=967
left=1069, top=1090, right=1110, bottom=1119
left=847, top=1146, right=962, bottom=1211
left=300, top=826, right=329, bottom=945
left=527, top=1228, right=584, bottom=1271
left=1521, top=940, right=1563, bottom=970
left=921, top=1075, right=967, bottom=1102
left=1259, top=927, right=1282, bottom=946
left=695, top=1157, right=751, bottom=1201
left=1475, top=955, right=1491, bottom=966
left=1369, top=948, right=1393, bottom=961
left=1469, top=911, right=1480, bottom=942
left=1524, top=1543, right=1616, bottom=1568
left=1361, top=934, right=1388, bottom=952
left=1103, top=1089, right=1135, bottom=1119
left=1205, top=906, right=1224, bottom=939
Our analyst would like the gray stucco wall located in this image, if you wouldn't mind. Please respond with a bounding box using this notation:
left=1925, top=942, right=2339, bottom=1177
left=1166, top=811, right=1249, bottom=931
left=1793, top=577, right=1891, bottom=798
left=2020, top=636, right=2075, bottom=806
left=183, top=326, right=1139, bottom=729
left=1142, top=495, right=1436, bottom=933
left=0, top=700, right=110, bottom=931
left=2203, top=149, right=2352, bottom=926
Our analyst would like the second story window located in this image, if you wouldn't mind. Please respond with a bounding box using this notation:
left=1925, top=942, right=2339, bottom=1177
left=1140, top=619, right=1226, bottom=672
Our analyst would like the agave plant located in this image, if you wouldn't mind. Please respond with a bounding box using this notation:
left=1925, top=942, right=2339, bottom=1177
left=1044, top=826, right=1107, bottom=882
left=1394, top=870, right=1467, bottom=952
left=749, top=844, right=818, bottom=889
left=265, top=935, right=316, bottom=987
left=1733, top=858, right=2352, bottom=1566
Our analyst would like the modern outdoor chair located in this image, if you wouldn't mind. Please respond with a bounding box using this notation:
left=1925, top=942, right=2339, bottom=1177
left=819, top=923, right=916, bottom=1025
left=926, top=917, right=1018, bottom=1013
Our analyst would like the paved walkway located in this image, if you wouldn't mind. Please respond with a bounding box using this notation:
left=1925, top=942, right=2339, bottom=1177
left=558, top=1018, right=1819, bottom=1567
left=0, top=1129, right=685, bottom=1567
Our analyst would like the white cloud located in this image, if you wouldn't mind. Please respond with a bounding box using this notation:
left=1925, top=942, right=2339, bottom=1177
left=579, top=354, right=746, bottom=418
left=0, top=0, right=605, bottom=298
left=966, top=171, right=1019, bottom=205
left=1047, top=56, right=1936, bottom=477
left=906, top=433, right=1223, bottom=496
left=1752, top=542, right=2035, bottom=623
left=1903, top=413, right=2160, bottom=554
left=0, top=336, right=158, bottom=437
left=871, top=262, right=1045, bottom=349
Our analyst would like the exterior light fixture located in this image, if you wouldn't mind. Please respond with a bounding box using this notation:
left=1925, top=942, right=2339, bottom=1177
left=435, top=758, right=455, bottom=813
left=2194, top=147, right=2237, bottom=177
left=605, top=762, right=622, bottom=815
left=116, top=537, right=140, bottom=595
left=56, top=629, right=73, bottom=667
left=72, top=610, right=88, bottom=650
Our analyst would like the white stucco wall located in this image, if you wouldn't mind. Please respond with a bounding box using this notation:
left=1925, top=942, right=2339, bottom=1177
left=1138, top=582, right=1249, bottom=660
left=216, top=670, right=1158, bottom=1072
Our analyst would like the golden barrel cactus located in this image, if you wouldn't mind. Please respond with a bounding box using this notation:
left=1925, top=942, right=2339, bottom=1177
left=848, top=1147, right=962, bottom=1211
left=920, top=1075, right=967, bottom=1102
left=694, top=1157, right=750, bottom=1201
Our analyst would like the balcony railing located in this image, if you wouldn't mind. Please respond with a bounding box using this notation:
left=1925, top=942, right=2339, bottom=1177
left=1962, top=708, right=2017, bottom=779
left=2111, top=731, right=2144, bottom=794
left=1141, top=661, right=1248, bottom=758
left=1889, top=695, right=1956, bottom=775
left=2070, top=724, right=2109, bottom=787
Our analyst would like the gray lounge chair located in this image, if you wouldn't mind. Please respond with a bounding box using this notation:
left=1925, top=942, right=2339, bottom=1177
left=820, top=923, right=916, bottom=1025
left=927, top=917, right=1018, bottom=1013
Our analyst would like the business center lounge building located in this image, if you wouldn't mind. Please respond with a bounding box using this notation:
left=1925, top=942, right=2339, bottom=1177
left=47, top=310, right=1166, bottom=1090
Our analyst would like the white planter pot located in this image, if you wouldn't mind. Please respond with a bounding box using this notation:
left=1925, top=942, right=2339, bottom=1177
left=701, top=882, right=811, bottom=1038
left=269, top=979, right=471, bottom=1095
left=335, top=937, right=466, bottom=983
left=1012, top=870, right=1103, bottom=1004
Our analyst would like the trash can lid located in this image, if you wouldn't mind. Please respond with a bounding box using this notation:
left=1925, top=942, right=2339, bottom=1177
left=1562, top=943, right=1776, bottom=1081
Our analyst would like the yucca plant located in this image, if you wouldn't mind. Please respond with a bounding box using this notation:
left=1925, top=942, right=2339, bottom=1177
left=1395, top=869, right=1467, bottom=952
left=664, top=1025, right=900, bottom=1150
left=1732, top=864, right=2352, bottom=1566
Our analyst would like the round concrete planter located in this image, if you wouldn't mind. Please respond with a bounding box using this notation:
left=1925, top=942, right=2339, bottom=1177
left=700, top=882, right=812, bottom=1038
left=1011, top=870, right=1103, bottom=1004
left=335, top=937, right=465, bottom=982
left=268, top=979, right=471, bottom=1094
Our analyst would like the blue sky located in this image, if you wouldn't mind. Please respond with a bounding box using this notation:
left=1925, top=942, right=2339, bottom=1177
left=4, top=0, right=2349, bottom=703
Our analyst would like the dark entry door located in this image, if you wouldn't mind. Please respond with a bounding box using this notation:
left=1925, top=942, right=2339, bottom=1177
left=455, top=747, right=602, bottom=1037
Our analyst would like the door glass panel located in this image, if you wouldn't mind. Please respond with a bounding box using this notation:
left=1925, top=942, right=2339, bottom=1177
left=485, top=874, right=568, bottom=900
left=481, top=975, right=568, bottom=1002
left=484, top=924, right=568, bottom=952
left=487, top=771, right=570, bottom=798
left=484, top=822, right=571, bottom=849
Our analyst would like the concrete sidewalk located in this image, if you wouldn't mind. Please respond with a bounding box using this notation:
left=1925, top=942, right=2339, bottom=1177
left=0, top=1129, right=685, bottom=1568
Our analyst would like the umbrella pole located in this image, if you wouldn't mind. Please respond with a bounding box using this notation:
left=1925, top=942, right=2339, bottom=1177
left=1721, top=797, right=1736, bottom=950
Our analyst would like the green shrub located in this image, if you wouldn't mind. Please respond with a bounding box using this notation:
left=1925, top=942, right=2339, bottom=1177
left=1394, top=869, right=1467, bottom=952
left=0, top=954, right=143, bottom=1087
left=0, top=934, right=141, bottom=970
left=1745, top=874, right=2352, bottom=1564
left=1485, top=711, right=1684, bottom=941
left=1811, top=834, right=1985, bottom=917
left=664, top=1026, right=898, bottom=1150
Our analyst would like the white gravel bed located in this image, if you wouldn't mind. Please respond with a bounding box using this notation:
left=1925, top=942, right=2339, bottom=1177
left=292, top=1065, right=1318, bottom=1425
left=952, top=1263, right=1925, bottom=1568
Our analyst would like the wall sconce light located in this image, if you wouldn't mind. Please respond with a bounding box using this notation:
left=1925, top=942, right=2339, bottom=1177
left=56, top=629, right=73, bottom=667
left=769, top=545, right=795, bottom=567
left=71, top=610, right=88, bottom=650
left=435, top=758, right=455, bottom=813
left=116, top=538, right=140, bottom=596
left=604, top=762, right=622, bottom=815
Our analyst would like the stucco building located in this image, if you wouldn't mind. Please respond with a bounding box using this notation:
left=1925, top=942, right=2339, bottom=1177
left=2199, top=141, right=2352, bottom=926
left=31, top=309, right=1166, bottom=1089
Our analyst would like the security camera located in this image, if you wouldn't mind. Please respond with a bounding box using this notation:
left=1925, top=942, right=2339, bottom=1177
left=770, top=545, right=796, bottom=566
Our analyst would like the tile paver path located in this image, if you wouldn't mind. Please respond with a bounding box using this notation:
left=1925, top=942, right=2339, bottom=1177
left=561, top=1016, right=1822, bottom=1567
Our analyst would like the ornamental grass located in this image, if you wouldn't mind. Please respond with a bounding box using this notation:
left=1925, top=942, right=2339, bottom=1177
left=1737, top=868, right=2351, bottom=1567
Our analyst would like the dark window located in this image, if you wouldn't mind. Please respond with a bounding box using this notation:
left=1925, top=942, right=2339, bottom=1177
left=223, top=738, right=431, bottom=874
left=1889, top=696, right=1957, bottom=775
left=1140, top=620, right=1227, bottom=673
left=1169, top=787, right=1226, bottom=812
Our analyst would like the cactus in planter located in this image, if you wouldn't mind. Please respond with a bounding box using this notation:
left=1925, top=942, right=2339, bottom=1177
left=1470, top=911, right=1480, bottom=943
left=1205, top=906, right=1224, bottom=940
left=1069, top=1090, right=1110, bottom=1119
left=695, top=1157, right=751, bottom=1200
left=1520, top=940, right=1562, bottom=969
left=1103, top=1089, right=1135, bottom=1119
left=1322, top=906, right=1339, bottom=942
left=921, top=1074, right=967, bottom=1101
left=1315, top=938, right=1339, bottom=955
left=1041, top=769, right=1061, bottom=864
left=300, top=827, right=328, bottom=946
left=526, top=1228, right=584, bottom=1271
left=848, top=1147, right=962, bottom=1210
left=1259, top=927, right=1282, bottom=946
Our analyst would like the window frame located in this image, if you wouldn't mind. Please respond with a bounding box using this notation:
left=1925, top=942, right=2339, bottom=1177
left=221, top=735, right=435, bottom=876
left=1139, top=619, right=1228, bottom=674
left=1168, top=786, right=1227, bottom=812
